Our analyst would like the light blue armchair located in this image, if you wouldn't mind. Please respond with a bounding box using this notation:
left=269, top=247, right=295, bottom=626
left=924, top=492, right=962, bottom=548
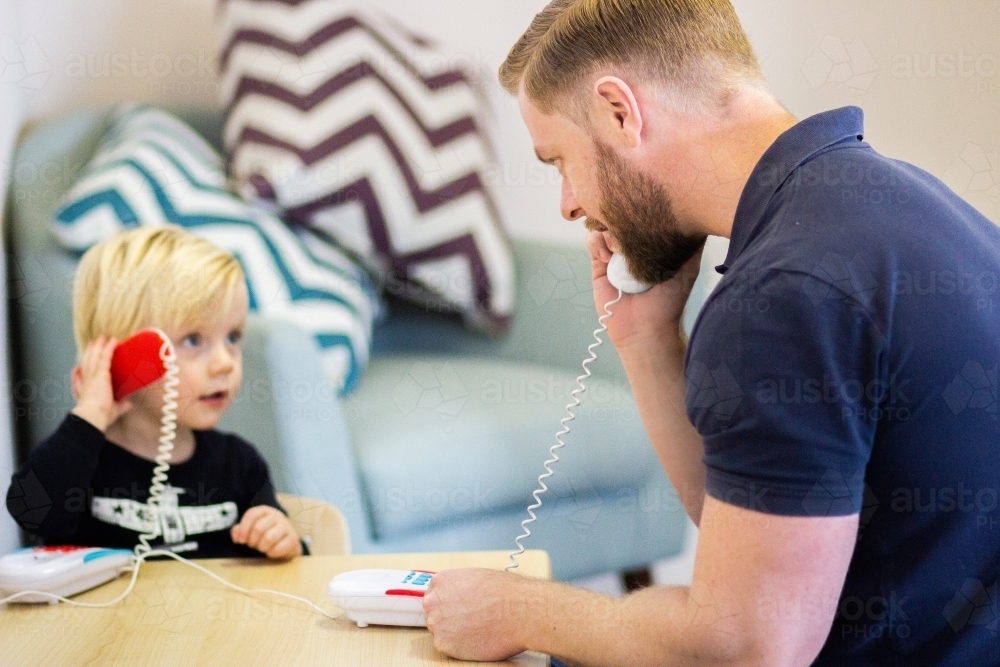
left=7, top=108, right=695, bottom=581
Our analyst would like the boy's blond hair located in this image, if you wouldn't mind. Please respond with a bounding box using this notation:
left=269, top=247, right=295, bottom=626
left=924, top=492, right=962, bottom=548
left=500, top=0, right=763, bottom=116
left=73, top=226, right=245, bottom=357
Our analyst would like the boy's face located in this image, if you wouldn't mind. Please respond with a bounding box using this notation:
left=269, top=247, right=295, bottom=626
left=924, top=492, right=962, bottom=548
left=132, top=283, right=248, bottom=431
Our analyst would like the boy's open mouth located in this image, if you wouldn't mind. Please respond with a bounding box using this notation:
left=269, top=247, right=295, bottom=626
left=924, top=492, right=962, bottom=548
left=200, top=391, right=228, bottom=402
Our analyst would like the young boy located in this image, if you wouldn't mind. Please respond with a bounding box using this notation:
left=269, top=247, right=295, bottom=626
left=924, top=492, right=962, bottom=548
left=6, top=226, right=303, bottom=559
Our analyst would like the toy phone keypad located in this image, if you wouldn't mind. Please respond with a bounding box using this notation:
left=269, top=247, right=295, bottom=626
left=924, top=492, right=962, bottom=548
left=392, top=570, right=432, bottom=593
left=327, top=569, right=435, bottom=628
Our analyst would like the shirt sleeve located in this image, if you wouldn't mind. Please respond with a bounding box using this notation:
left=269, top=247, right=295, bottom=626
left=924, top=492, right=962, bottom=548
left=686, top=268, right=887, bottom=517
left=6, top=413, right=107, bottom=540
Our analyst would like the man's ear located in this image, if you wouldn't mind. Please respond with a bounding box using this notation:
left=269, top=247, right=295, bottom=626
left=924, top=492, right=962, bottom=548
left=592, top=76, right=643, bottom=148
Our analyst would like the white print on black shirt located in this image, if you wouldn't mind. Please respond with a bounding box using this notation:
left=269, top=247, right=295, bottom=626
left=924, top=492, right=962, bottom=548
left=90, top=485, right=238, bottom=551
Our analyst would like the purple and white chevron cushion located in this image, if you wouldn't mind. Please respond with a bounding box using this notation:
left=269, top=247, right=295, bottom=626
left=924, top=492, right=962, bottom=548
left=217, top=0, right=514, bottom=333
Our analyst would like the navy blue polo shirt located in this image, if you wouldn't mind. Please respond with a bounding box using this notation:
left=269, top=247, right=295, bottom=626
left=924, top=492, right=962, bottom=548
left=686, top=107, right=1000, bottom=665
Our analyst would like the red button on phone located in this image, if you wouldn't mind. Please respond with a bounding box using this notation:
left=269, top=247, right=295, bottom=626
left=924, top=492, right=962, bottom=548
left=385, top=589, right=426, bottom=597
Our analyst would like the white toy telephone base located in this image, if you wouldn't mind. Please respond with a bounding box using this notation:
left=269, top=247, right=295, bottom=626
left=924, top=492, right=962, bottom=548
left=0, top=546, right=134, bottom=604
left=327, top=569, right=432, bottom=628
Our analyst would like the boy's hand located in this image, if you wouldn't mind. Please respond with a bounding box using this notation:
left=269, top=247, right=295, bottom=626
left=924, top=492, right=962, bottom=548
left=70, top=336, right=132, bottom=432
left=231, top=505, right=303, bottom=559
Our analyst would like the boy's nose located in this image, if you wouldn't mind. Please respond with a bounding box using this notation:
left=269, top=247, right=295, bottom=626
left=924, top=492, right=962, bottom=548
left=208, top=343, right=236, bottom=374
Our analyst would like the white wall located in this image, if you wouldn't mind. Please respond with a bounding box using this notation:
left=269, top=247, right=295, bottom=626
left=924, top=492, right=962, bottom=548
left=369, top=0, right=1000, bottom=238
left=11, top=0, right=1000, bottom=242
left=2, top=0, right=998, bottom=555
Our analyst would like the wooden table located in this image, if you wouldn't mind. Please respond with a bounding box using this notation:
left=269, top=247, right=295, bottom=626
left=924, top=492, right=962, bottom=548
left=0, top=550, right=551, bottom=666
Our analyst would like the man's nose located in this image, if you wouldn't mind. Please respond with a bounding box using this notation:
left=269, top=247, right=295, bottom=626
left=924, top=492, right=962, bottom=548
left=560, top=178, right=585, bottom=222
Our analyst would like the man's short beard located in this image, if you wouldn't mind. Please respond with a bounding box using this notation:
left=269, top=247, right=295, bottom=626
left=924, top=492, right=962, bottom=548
left=593, top=141, right=706, bottom=285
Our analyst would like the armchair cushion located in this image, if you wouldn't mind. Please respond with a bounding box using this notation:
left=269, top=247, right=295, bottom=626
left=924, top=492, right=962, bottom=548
left=343, top=356, right=659, bottom=539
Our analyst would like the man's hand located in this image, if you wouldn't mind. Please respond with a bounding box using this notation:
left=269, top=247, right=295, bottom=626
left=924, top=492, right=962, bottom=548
left=587, top=230, right=703, bottom=355
left=231, top=505, right=303, bottom=559
left=70, top=336, right=133, bottom=432
left=423, top=568, right=535, bottom=662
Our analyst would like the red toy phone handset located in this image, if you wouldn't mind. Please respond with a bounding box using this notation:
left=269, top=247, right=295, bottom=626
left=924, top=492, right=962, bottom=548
left=109, top=329, right=172, bottom=401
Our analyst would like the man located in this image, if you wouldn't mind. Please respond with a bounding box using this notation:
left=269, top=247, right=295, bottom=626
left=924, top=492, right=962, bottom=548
left=423, top=1, right=1000, bottom=665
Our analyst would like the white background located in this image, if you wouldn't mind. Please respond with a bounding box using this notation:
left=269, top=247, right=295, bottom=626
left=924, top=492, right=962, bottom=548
left=1, top=1, right=998, bottom=577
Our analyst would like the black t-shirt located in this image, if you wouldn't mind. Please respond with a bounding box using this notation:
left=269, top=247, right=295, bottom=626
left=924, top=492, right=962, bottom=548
left=687, top=107, right=999, bottom=665
left=7, top=414, right=287, bottom=559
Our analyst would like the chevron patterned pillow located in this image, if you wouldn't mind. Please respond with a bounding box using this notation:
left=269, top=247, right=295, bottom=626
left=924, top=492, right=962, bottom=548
left=53, top=105, right=377, bottom=393
left=218, top=0, right=514, bottom=334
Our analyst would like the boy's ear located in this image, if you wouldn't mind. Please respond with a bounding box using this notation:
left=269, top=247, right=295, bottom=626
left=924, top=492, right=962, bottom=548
left=70, top=365, right=83, bottom=401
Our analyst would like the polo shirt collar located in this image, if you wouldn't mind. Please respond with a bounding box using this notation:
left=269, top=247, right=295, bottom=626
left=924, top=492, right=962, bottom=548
left=716, top=106, right=866, bottom=274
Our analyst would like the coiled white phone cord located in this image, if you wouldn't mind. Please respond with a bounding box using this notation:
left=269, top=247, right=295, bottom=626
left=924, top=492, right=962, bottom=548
left=507, top=289, right=624, bottom=571
left=134, top=329, right=180, bottom=557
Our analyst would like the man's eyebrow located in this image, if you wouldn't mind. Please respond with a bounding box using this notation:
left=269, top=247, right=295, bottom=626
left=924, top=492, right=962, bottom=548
left=534, top=149, right=556, bottom=165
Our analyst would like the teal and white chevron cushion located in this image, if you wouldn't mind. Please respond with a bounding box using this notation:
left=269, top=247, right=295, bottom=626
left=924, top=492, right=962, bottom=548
left=53, top=104, right=376, bottom=393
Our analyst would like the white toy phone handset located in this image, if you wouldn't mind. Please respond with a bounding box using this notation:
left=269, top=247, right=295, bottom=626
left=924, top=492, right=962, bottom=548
left=606, top=252, right=653, bottom=294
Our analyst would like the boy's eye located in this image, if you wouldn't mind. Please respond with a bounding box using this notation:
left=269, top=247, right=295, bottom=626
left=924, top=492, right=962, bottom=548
left=180, top=333, right=201, bottom=348
left=227, top=330, right=243, bottom=345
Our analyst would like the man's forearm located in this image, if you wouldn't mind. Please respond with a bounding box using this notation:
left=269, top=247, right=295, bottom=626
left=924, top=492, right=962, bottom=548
left=517, top=577, right=744, bottom=667
left=618, top=337, right=706, bottom=524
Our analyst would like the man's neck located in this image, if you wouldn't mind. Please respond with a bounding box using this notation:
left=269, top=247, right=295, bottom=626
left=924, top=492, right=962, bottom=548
left=105, top=411, right=196, bottom=464
left=652, top=87, right=797, bottom=240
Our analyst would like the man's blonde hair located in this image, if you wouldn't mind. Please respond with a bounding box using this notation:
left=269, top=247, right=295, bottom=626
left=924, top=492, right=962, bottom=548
left=73, top=226, right=245, bottom=357
left=500, top=0, right=762, bottom=115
